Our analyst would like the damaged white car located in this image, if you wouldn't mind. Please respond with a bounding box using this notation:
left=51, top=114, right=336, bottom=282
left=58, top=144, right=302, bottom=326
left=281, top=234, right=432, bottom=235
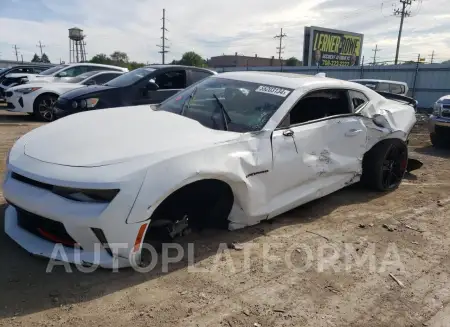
left=3, top=72, right=417, bottom=268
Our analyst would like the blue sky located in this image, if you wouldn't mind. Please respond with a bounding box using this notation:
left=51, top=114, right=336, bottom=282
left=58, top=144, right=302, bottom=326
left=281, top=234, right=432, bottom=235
left=0, top=0, right=448, bottom=64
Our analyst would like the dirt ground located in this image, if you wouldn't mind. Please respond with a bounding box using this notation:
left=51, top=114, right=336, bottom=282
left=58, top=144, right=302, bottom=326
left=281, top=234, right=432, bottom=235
left=1, top=111, right=450, bottom=327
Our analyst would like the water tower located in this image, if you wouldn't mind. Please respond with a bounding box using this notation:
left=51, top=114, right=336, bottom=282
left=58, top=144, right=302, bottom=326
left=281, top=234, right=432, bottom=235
left=69, top=27, right=87, bottom=63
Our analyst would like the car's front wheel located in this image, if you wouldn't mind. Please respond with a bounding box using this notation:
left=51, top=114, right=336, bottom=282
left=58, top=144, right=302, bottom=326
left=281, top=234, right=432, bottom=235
left=33, top=94, right=58, bottom=122
left=362, top=139, right=408, bottom=191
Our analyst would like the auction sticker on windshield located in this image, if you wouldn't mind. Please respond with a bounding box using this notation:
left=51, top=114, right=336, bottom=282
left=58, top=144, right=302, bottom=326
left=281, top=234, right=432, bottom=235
left=255, top=85, right=291, bottom=97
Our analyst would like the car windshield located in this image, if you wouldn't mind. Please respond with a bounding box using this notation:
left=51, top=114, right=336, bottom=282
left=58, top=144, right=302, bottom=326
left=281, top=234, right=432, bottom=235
left=353, top=81, right=378, bottom=90
left=157, top=77, right=293, bottom=133
left=65, top=71, right=101, bottom=83
left=39, top=65, right=69, bottom=76
left=104, top=67, right=156, bottom=87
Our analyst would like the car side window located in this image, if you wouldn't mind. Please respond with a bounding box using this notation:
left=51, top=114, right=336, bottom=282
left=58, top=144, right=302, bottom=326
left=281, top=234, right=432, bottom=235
left=190, top=70, right=212, bottom=84
left=377, top=83, right=390, bottom=92
left=88, top=73, right=120, bottom=85
left=283, top=89, right=352, bottom=127
left=59, top=66, right=90, bottom=77
left=390, top=83, right=404, bottom=95
left=349, top=90, right=369, bottom=111
left=154, top=70, right=186, bottom=90
left=33, top=67, right=47, bottom=74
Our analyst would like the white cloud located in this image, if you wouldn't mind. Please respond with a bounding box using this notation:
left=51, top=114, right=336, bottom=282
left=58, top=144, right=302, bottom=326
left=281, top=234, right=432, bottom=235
left=0, top=0, right=448, bottom=64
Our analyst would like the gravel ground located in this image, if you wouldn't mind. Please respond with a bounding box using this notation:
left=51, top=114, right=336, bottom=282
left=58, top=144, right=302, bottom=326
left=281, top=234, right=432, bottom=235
left=1, top=111, right=450, bottom=327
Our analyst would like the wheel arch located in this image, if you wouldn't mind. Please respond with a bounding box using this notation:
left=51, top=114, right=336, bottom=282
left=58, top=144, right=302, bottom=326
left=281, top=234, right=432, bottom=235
left=149, top=174, right=248, bottom=217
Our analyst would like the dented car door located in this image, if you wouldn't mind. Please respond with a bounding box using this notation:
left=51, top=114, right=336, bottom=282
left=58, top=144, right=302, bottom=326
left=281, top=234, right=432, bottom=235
left=268, top=112, right=368, bottom=218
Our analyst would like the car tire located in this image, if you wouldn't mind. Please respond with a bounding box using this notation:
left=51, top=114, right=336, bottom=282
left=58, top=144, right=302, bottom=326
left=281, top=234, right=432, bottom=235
left=430, top=133, right=444, bottom=148
left=33, top=94, right=58, bottom=122
left=362, top=139, right=408, bottom=192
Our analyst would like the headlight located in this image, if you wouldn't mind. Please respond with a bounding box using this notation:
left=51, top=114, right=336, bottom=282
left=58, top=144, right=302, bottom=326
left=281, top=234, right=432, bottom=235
left=85, top=98, right=99, bottom=108
left=15, top=87, right=41, bottom=94
left=433, top=101, right=442, bottom=116
left=52, top=186, right=119, bottom=203
left=72, top=101, right=78, bottom=109
left=80, top=99, right=87, bottom=108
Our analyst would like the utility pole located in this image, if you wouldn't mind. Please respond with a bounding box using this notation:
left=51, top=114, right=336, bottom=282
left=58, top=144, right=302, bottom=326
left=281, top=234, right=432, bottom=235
left=429, top=50, right=435, bottom=64
left=36, top=40, right=45, bottom=57
left=274, top=28, right=287, bottom=71
left=156, top=8, right=169, bottom=64
left=394, top=0, right=415, bottom=65
left=274, top=28, right=287, bottom=60
left=21, top=54, right=23, bottom=63
left=372, top=44, right=382, bottom=65
left=12, top=45, right=19, bottom=62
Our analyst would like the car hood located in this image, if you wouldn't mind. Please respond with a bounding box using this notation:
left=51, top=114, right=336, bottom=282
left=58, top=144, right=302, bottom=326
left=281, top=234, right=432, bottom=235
left=59, top=84, right=114, bottom=100
left=9, top=82, right=83, bottom=92
left=22, top=106, right=241, bottom=167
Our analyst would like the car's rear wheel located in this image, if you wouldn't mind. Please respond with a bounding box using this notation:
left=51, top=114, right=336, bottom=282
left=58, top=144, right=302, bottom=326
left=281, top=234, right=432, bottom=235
left=33, top=94, right=58, bottom=122
left=362, top=139, right=408, bottom=191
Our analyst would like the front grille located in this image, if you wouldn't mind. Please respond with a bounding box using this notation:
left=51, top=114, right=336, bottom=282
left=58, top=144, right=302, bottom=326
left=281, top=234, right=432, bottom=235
left=11, top=172, right=53, bottom=190
left=442, top=112, right=450, bottom=118
left=6, top=102, right=15, bottom=109
left=443, top=104, right=450, bottom=109
left=15, top=205, right=80, bottom=248
left=5, top=91, right=13, bottom=97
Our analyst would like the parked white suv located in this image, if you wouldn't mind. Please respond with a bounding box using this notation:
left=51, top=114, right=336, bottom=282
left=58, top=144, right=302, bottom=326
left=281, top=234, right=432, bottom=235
left=350, top=79, right=409, bottom=96
left=1, top=63, right=128, bottom=87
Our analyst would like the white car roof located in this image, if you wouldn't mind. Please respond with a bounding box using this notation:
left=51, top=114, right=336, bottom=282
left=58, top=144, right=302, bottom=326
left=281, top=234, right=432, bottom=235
left=214, top=71, right=371, bottom=92
left=350, top=79, right=407, bottom=86
left=65, top=63, right=129, bottom=72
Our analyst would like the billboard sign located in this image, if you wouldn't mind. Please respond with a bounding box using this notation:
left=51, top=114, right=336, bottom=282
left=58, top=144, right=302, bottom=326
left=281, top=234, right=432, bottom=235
left=303, top=26, right=364, bottom=67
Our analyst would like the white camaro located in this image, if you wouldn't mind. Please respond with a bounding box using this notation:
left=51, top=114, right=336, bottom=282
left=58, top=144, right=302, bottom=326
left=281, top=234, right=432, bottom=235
left=5, top=70, right=123, bottom=121
left=3, top=72, right=417, bottom=268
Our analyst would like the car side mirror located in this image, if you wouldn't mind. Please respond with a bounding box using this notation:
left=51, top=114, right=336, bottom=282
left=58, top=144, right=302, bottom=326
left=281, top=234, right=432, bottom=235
left=85, top=80, right=96, bottom=86
left=57, top=71, right=68, bottom=77
left=146, top=79, right=159, bottom=91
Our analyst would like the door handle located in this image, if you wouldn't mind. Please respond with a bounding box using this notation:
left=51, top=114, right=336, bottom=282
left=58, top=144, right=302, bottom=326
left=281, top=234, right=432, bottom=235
left=283, top=129, right=294, bottom=137
left=345, top=129, right=363, bottom=137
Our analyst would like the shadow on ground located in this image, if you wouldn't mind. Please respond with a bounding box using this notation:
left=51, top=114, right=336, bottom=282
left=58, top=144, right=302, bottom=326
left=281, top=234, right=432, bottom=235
left=0, top=183, right=388, bottom=319
left=0, top=111, right=38, bottom=124
left=415, top=145, right=450, bottom=159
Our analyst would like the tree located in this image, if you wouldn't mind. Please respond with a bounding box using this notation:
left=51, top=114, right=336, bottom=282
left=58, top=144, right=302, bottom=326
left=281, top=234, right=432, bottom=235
left=41, top=53, right=50, bottom=63
left=178, top=52, right=206, bottom=67
left=31, top=53, right=40, bottom=62
left=442, top=60, right=450, bottom=65
left=110, top=51, right=129, bottom=64
left=286, top=57, right=300, bottom=66
left=89, top=52, right=145, bottom=71
left=90, top=53, right=112, bottom=65
left=402, top=60, right=416, bottom=65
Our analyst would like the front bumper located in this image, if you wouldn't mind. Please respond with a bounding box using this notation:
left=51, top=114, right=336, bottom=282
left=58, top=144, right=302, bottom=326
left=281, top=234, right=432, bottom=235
left=5, top=92, right=28, bottom=113
left=428, top=115, right=450, bottom=133
left=3, top=161, right=149, bottom=268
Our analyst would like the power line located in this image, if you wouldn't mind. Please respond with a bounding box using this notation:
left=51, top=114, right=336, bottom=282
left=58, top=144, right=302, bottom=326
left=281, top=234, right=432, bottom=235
left=372, top=44, right=382, bottom=65
left=274, top=28, right=287, bottom=60
left=12, top=45, right=19, bottom=62
left=36, top=40, right=46, bottom=57
left=393, top=0, right=416, bottom=65
left=156, top=8, right=169, bottom=64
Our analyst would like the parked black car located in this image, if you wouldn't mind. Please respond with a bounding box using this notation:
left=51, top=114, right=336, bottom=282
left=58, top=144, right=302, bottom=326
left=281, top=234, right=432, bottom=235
left=0, top=64, right=53, bottom=99
left=53, top=65, right=217, bottom=119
